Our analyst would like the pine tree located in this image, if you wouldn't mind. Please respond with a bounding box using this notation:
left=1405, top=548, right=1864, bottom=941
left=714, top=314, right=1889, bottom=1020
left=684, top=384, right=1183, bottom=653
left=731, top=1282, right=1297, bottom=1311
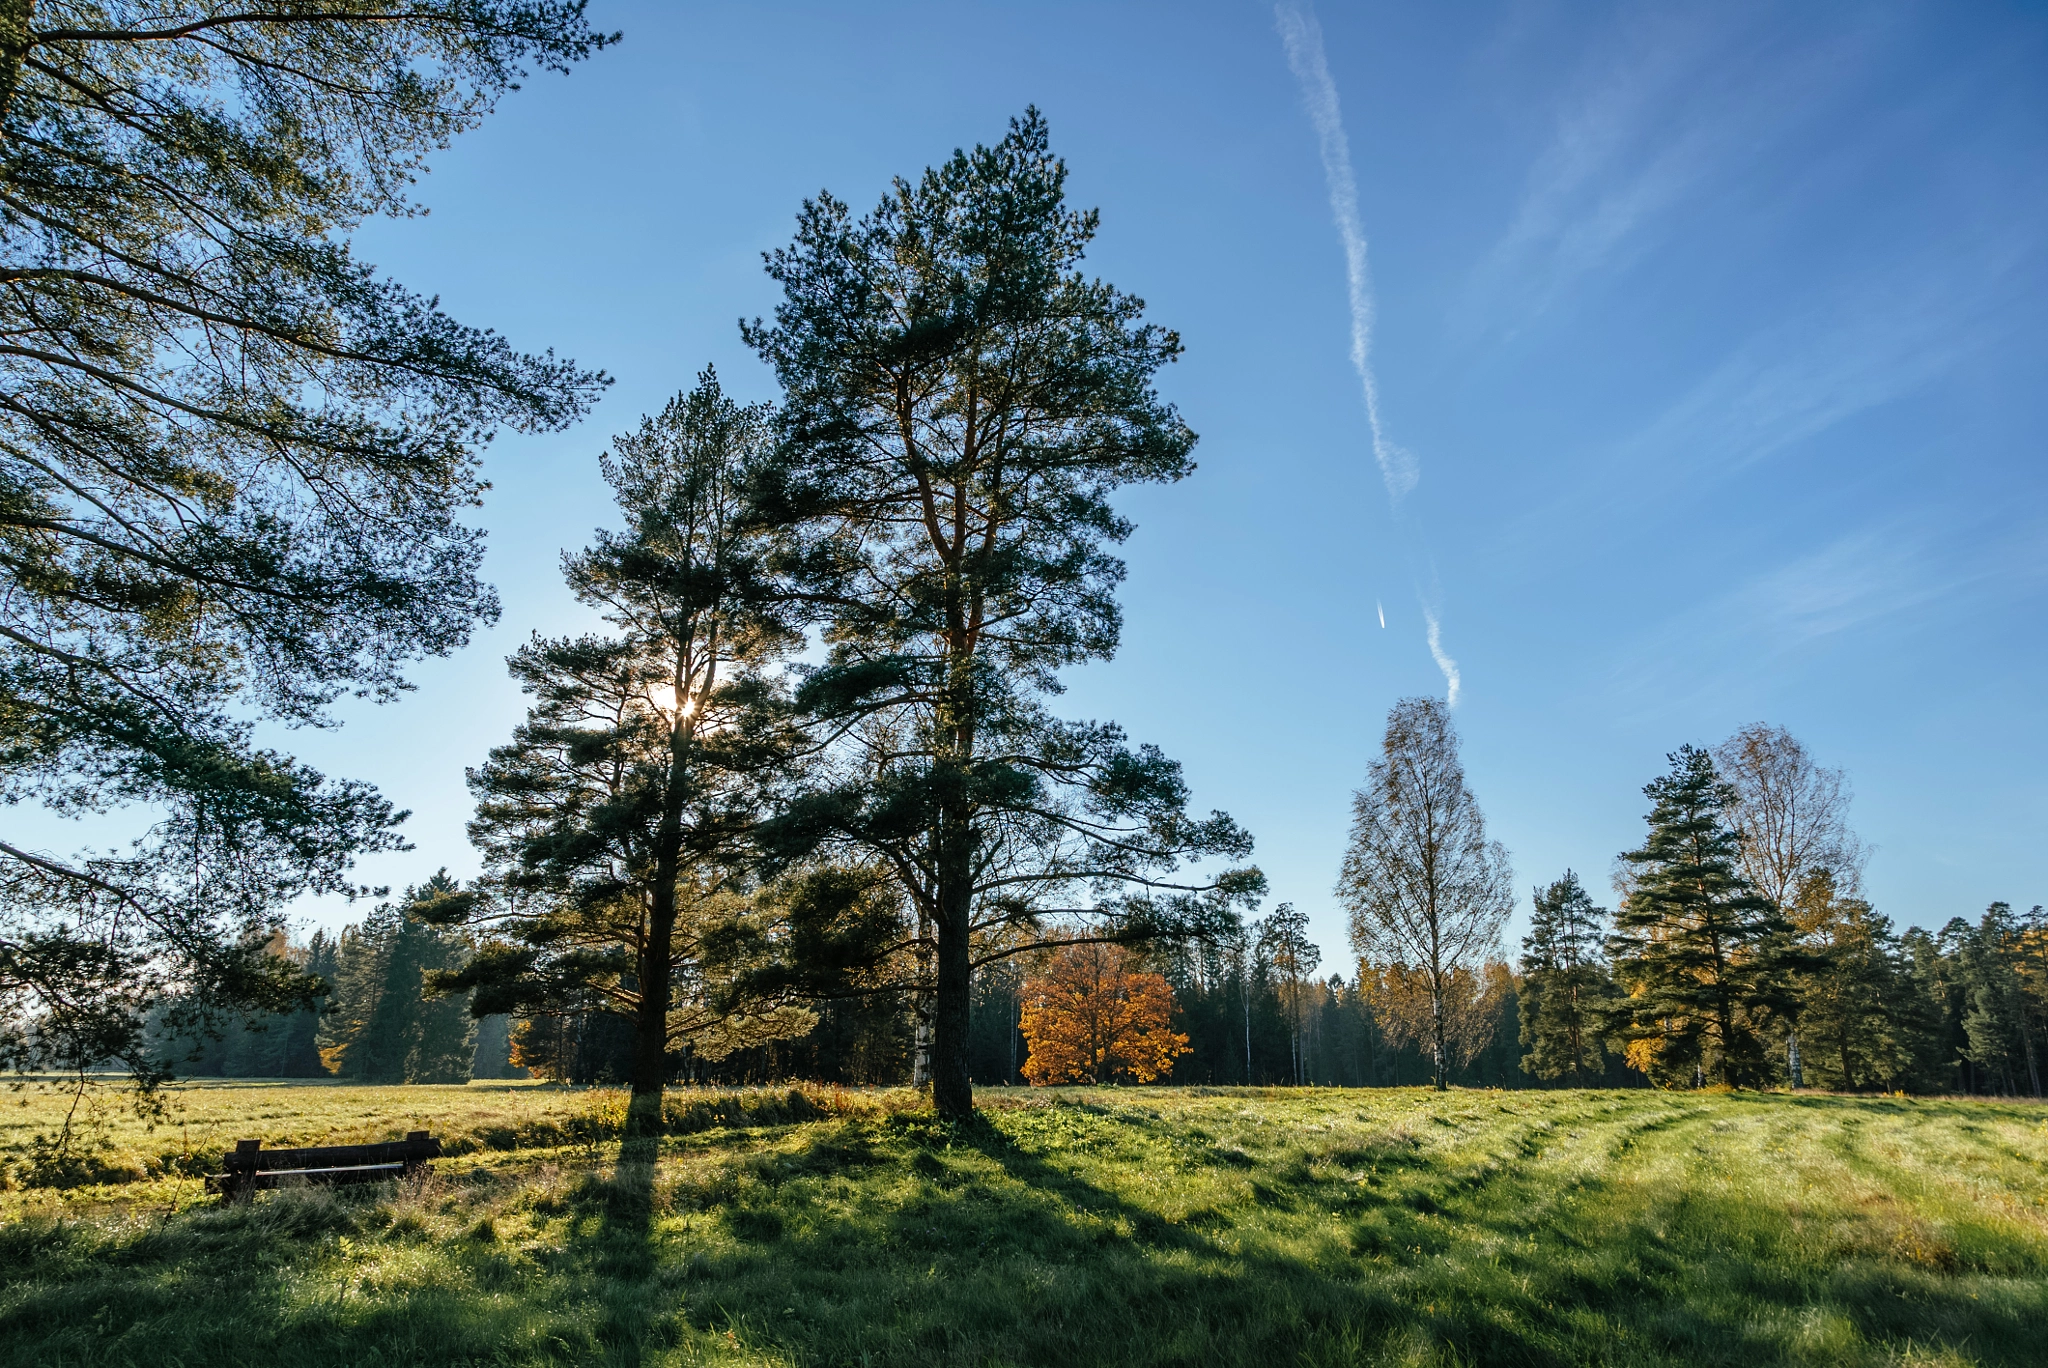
left=1789, top=871, right=1916, bottom=1091
left=0, top=4, right=609, bottom=1093
left=1608, top=746, right=1803, bottom=1088
left=321, top=874, right=475, bottom=1082
left=743, top=110, right=1260, bottom=1117
left=1959, top=904, right=2042, bottom=1097
left=1519, top=870, right=1615, bottom=1086
left=442, top=371, right=816, bottom=1114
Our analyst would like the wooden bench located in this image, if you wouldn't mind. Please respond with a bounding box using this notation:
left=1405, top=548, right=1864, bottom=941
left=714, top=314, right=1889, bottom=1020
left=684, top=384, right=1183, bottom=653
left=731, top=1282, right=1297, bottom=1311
left=206, top=1131, right=442, bottom=1200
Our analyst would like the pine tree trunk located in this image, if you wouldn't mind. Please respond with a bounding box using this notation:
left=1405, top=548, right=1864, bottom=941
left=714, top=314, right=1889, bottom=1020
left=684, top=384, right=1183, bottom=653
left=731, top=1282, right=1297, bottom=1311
left=930, top=907, right=974, bottom=1117
left=629, top=710, right=689, bottom=1117
left=929, top=803, right=976, bottom=1119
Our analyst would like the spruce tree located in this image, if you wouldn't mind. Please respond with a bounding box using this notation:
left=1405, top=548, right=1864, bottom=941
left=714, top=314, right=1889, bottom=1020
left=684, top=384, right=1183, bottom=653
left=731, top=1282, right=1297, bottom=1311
left=1608, top=746, right=1802, bottom=1088
left=1519, top=870, right=1614, bottom=1086
left=1959, top=904, right=2042, bottom=1097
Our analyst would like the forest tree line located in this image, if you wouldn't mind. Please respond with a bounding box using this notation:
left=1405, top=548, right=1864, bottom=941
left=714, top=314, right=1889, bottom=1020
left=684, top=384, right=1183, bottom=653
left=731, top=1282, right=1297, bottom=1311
left=175, top=862, right=2043, bottom=1099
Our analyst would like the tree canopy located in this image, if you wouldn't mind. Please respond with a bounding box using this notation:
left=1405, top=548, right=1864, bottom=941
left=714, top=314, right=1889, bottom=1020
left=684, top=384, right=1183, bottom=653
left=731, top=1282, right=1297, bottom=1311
left=0, top=3, right=610, bottom=1087
left=1339, top=696, right=1512, bottom=1090
left=1609, top=746, right=1803, bottom=1088
left=743, top=109, right=1259, bottom=1117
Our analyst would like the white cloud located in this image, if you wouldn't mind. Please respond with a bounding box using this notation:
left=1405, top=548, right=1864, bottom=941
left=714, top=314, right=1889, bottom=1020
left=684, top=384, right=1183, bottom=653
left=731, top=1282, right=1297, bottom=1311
left=1462, top=11, right=1885, bottom=337
left=1601, top=513, right=2048, bottom=719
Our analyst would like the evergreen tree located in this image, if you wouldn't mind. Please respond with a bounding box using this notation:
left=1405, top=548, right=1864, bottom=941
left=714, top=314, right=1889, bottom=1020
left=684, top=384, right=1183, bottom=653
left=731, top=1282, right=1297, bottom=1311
left=1608, top=746, right=1804, bottom=1088
left=1788, top=871, right=1919, bottom=1091
left=0, top=3, right=608, bottom=1091
left=1899, top=925, right=1964, bottom=1092
left=319, top=874, right=475, bottom=1082
left=1959, top=903, right=2043, bottom=1097
left=1519, top=870, right=1615, bottom=1086
left=440, top=372, right=815, bottom=1113
left=744, top=110, right=1261, bottom=1117
left=375, top=873, right=476, bottom=1084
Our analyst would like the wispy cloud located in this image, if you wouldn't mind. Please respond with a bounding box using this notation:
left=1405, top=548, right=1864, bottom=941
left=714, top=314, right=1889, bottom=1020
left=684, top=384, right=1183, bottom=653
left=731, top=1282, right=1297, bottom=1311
left=1462, top=12, right=1885, bottom=338
left=1423, top=606, right=1461, bottom=708
left=1275, top=1, right=1417, bottom=500
left=1602, top=513, right=2048, bottom=719
left=1620, top=281, right=2004, bottom=479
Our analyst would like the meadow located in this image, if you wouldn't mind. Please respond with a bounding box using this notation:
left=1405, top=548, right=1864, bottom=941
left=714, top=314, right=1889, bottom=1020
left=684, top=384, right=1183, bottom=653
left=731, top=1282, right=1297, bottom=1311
left=0, top=1081, right=2043, bottom=1367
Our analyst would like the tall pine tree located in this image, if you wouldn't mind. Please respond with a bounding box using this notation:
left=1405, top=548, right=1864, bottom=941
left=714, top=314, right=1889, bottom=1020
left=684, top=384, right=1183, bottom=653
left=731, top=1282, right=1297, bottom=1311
left=1519, top=870, right=1615, bottom=1086
left=439, top=371, right=815, bottom=1115
left=1608, top=746, right=1803, bottom=1088
left=745, top=111, right=1260, bottom=1117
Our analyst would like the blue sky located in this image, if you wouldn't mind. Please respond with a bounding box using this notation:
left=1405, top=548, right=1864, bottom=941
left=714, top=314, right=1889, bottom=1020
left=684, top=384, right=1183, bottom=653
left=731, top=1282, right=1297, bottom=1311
left=260, top=0, right=2045, bottom=962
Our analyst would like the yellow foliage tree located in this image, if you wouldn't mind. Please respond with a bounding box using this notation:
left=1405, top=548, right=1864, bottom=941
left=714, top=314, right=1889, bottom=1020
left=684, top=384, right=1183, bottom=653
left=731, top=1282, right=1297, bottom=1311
left=1019, top=944, right=1190, bottom=1084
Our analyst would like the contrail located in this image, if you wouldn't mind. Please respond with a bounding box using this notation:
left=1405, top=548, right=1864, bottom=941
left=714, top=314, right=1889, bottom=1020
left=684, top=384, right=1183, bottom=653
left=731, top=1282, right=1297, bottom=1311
left=1275, top=1, right=1419, bottom=501
left=1424, top=607, right=1462, bottom=709
left=1377, top=599, right=1386, bottom=629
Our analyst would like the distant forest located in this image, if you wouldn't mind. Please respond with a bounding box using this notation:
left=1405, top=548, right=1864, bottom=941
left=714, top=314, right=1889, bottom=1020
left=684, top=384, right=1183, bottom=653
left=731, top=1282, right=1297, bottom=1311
left=155, top=884, right=2042, bottom=1098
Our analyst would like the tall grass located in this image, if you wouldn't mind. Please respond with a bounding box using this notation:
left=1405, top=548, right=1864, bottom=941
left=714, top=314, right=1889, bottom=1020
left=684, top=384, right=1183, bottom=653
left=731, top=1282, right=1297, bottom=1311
left=1, top=1085, right=2042, bottom=1366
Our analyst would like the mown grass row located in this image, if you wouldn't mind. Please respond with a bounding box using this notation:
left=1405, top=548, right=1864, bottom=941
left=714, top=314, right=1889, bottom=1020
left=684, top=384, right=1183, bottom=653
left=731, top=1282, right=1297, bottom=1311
left=1, top=1087, right=2043, bottom=1366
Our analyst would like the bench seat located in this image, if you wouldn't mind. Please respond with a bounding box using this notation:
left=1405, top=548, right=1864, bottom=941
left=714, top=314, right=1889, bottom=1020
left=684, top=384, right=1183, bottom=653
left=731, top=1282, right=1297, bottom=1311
left=208, top=1131, right=440, bottom=1199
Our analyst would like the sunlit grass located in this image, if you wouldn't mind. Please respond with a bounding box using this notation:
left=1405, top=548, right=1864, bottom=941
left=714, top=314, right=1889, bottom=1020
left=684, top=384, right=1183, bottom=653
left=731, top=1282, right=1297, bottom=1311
left=1, top=1084, right=2043, bottom=1365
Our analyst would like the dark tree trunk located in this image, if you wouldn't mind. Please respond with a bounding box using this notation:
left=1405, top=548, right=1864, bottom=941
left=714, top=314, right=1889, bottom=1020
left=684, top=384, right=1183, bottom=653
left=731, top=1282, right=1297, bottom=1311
left=930, top=809, right=976, bottom=1118
left=629, top=719, right=689, bottom=1118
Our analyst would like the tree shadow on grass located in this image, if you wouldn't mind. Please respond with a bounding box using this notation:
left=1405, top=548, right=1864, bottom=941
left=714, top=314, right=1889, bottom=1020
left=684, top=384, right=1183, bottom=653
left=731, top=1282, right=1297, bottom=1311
left=576, top=1093, right=666, bottom=1367
left=667, top=1106, right=2048, bottom=1368
left=2, top=1096, right=2044, bottom=1367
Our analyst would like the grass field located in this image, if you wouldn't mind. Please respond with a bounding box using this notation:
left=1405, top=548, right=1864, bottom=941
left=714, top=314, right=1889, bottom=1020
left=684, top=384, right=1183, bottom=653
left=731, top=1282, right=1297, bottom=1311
left=1, top=1081, right=2044, bottom=1367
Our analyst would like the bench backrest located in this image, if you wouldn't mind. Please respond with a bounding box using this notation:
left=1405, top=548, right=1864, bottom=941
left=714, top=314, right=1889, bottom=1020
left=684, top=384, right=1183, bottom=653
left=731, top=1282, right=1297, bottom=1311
left=222, top=1131, right=441, bottom=1174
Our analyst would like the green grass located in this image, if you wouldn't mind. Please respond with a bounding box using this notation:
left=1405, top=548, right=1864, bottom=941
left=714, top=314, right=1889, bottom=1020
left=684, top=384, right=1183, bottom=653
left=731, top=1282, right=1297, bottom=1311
left=1, top=1084, right=2044, bottom=1366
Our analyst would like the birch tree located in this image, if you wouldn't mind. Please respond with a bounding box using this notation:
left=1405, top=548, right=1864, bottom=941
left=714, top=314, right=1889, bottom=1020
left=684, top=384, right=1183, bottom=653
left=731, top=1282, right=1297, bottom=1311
left=1338, top=697, right=1512, bottom=1090
left=1713, top=723, right=1866, bottom=1084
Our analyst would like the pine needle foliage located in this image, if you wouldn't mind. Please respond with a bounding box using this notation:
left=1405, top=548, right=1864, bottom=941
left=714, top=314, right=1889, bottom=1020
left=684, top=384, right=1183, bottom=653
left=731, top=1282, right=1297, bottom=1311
left=742, top=110, right=1260, bottom=1117
left=1608, top=746, right=1802, bottom=1088
left=1518, top=870, right=1615, bottom=1086
left=0, top=3, right=609, bottom=1089
left=443, top=371, right=814, bottom=1109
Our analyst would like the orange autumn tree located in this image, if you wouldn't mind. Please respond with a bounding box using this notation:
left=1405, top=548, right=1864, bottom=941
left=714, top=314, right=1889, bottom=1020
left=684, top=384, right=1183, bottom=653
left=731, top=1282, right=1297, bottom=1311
left=1019, top=943, right=1190, bottom=1084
